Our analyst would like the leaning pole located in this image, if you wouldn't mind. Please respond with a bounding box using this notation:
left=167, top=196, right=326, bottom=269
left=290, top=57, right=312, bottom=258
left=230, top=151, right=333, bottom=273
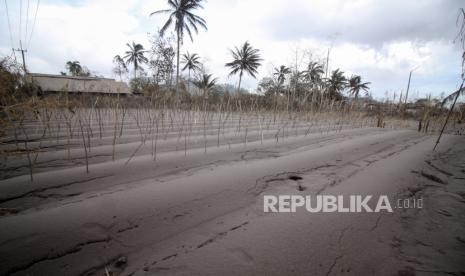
left=433, top=80, right=464, bottom=151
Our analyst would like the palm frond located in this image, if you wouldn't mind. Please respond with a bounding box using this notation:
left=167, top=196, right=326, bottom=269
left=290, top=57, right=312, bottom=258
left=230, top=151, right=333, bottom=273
left=151, top=0, right=206, bottom=44
left=150, top=9, right=172, bottom=16
left=225, top=41, right=262, bottom=79
left=442, top=86, right=465, bottom=105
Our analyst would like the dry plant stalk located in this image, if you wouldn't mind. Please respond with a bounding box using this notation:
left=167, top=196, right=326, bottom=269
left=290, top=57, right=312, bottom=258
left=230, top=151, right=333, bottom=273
left=78, top=118, right=89, bottom=173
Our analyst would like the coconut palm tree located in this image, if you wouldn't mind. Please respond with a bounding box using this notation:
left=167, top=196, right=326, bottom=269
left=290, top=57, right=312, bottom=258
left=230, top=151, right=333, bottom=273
left=123, top=42, right=148, bottom=79
left=194, top=73, right=217, bottom=100
left=150, top=0, right=207, bottom=94
left=273, top=65, right=291, bottom=85
left=113, top=55, right=128, bottom=81
left=66, top=61, right=82, bottom=76
left=348, top=75, right=370, bottom=99
left=326, top=69, right=347, bottom=100
left=273, top=65, right=291, bottom=109
left=225, top=41, right=262, bottom=94
left=303, top=61, right=324, bottom=86
left=182, top=52, right=201, bottom=91
left=302, top=61, right=325, bottom=104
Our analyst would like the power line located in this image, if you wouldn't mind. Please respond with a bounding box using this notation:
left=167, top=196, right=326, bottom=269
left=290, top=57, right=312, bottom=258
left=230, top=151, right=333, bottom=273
left=25, top=0, right=30, bottom=43
left=19, top=0, right=22, bottom=46
left=4, top=0, right=15, bottom=49
left=28, top=0, right=40, bottom=48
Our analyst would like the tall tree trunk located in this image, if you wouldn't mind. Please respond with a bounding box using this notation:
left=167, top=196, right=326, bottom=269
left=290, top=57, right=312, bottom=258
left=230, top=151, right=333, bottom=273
left=324, top=48, right=330, bottom=108
left=275, top=88, right=278, bottom=116
left=237, top=72, right=243, bottom=110
left=238, top=72, right=242, bottom=94
left=287, top=86, right=290, bottom=114
left=188, top=69, right=191, bottom=93
left=176, top=30, right=181, bottom=95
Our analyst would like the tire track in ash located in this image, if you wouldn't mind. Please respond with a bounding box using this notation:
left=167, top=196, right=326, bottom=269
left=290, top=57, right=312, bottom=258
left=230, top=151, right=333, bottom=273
left=250, top=134, right=428, bottom=197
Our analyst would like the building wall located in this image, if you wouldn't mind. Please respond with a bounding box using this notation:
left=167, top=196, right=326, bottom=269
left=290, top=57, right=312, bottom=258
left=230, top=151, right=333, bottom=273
left=28, top=74, right=131, bottom=95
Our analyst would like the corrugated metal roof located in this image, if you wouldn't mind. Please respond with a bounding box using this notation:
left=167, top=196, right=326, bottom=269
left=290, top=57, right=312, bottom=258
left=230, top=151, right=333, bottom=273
left=28, top=73, right=131, bottom=94
left=28, top=73, right=114, bottom=81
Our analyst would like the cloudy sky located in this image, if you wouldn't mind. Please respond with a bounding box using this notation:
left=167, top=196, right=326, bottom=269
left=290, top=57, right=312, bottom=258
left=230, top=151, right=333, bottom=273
left=1, top=0, right=464, bottom=100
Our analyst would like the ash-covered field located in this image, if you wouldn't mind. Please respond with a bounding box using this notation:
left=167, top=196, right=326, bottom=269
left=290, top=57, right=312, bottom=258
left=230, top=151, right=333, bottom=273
left=1, top=108, right=464, bottom=275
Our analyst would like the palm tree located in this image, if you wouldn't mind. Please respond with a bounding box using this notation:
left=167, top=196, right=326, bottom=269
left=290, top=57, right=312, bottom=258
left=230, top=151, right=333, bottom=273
left=193, top=73, right=217, bottom=100
left=150, top=0, right=207, bottom=94
left=303, top=61, right=324, bottom=86
left=302, top=61, right=325, bottom=104
left=66, top=61, right=82, bottom=76
left=225, top=41, right=262, bottom=94
left=182, top=52, right=201, bottom=91
left=113, top=55, right=128, bottom=81
left=123, top=42, right=148, bottom=79
left=326, top=69, right=347, bottom=100
left=273, top=65, right=291, bottom=110
left=273, top=65, right=291, bottom=85
left=348, top=75, right=370, bottom=99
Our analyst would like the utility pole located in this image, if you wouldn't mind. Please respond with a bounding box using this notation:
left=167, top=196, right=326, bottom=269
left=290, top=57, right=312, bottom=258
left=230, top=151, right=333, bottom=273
left=14, top=40, right=27, bottom=73
left=404, top=70, right=412, bottom=104
left=404, top=66, right=419, bottom=105
left=13, top=40, right=35, bottom=98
